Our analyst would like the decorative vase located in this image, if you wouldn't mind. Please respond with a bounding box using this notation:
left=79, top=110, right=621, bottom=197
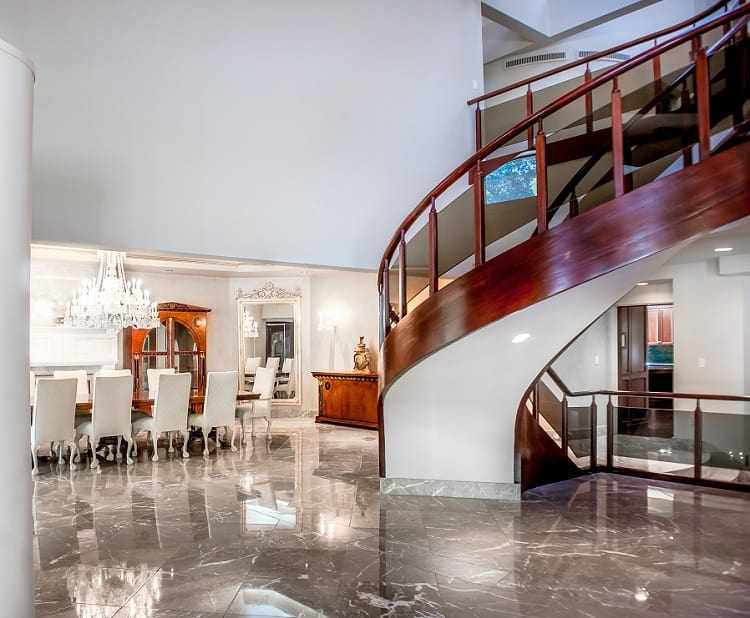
left=353, top=336, right=372, bottom=373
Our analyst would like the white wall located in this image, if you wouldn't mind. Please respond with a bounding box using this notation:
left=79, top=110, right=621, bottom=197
left=551, top=308, right=614, bottom=397
left=308, top=270, right=380, bottom=376
left=0, top=0, right=483, bottom=270
left=0, top=37, right=35, bottom=617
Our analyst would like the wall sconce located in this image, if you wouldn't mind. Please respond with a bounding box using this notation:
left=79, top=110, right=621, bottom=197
left=243, top=312, right=259, bottom=338
left=317, top=312, right=337, bottom=332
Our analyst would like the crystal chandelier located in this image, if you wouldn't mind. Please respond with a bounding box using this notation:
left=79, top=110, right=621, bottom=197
left=64, top=251, right=161, bottom=331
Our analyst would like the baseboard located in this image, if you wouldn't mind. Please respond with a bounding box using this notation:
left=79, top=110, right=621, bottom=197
left=380, top=477, right=520, bottom=500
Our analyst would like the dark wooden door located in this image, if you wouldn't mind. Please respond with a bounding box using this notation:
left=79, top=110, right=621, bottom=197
left=617, top=305, right=648, bottom=433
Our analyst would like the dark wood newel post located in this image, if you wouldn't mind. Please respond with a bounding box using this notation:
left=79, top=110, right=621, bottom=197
left=473, top=160, right=485, bottom=267
left=611, top=77, right=625, bottom=197
left=606, top=395, right=614, bottom=469
left=526, top=85, right=534, bottom=148
left=695, top=46, right=712, bottom=161
left=398, top=231, right=407, bottom=319
left=652, top=39, right=663, bottom=106
left=590, top=395, right=598, bottom=470
left=535, top=123, right=548, bottom=234
left=569, top=190, right=579, bottom=219
left=561, top=396, right=569, bottom=456
left=694, top=398, right=703, bottom=480
left=428, top=197, right=438, bottom=295
left=584, top=64, right=593, bottom=134
left=382, top=259, right=390, bottom=339
left=475, top=103, right=482, bottom=152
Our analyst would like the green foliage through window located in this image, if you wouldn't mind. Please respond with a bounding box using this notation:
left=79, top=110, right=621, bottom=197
left=484, top=157, right=537, bottom=205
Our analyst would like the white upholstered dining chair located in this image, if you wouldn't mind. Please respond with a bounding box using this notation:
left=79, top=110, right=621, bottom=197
left=53, top=369, right=90, bottom=403
left=187, top=370, right=238, bottom=455
left=31, top=377, right=79, bottom=474
left=236, top=365, right=276, bottom=443
left=132, top=372, right=191, bottom=461
left=96, top=369, right=132, bottom=377
left=75, top=374, right=135, bottom=468
left=146, top=367, right=176, bottom=397
left=274, top=358, right=295, bottom=398
left=244, top=356, right=262, bottom=389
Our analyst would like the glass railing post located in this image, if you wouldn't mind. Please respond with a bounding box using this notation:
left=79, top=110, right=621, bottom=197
left=694, top=398, right=703, bottom=480
left=607, top=395, right=614, bottom=469
left=590, top=395, right=598, bottom=470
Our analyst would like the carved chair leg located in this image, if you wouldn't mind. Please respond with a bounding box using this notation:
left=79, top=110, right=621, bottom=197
left=181, top=430, right=190, bottom=458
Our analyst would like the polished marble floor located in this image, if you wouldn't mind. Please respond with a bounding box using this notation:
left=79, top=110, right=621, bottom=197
left=33, top=419, right=750, bottom=617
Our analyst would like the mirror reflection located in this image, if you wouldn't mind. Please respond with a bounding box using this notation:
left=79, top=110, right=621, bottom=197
left=237, top=285, right=301, bottom=404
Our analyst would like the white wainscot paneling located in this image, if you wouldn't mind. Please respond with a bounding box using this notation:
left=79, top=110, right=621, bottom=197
left=30, top=327, right=118, bottom=367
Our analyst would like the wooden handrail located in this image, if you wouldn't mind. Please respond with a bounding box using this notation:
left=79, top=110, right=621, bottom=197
left=528, top=367, right=750, bottom=489
left=467, top=0, right=733, bottom=107
left=377, top=3, right=750, bottom=297
left=549, top=366, right=750, bottom=402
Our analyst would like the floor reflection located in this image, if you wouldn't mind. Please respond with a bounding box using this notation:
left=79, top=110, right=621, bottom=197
left=33, top=419, right=750, bottom=617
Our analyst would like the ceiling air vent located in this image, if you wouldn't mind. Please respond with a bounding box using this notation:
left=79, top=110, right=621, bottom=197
left=505, top=51, right=566, bottom=69
left=578, top=50, right=631, bottom=62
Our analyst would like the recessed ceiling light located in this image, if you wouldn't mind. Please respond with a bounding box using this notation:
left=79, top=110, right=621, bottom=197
left=636, top=282, right=649, bottom=286
left=512, top=333, right=530, bottom=344
left=165, top=268, right=175, bottom=272
left=301, top=270, right=308, bottom=275
left=714, top=247, right=733, bottom=252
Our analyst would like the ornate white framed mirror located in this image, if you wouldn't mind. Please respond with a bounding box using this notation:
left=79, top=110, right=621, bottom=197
left=237, top=283, right=301, bottom=404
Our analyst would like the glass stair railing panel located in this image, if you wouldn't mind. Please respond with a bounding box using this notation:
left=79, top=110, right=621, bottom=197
left=700, top=407, right=750, bottom=485
left=401, top=209, right=431, bottom=314
left=567, top=403, right=592, bottom=462
left=613, top=404, right=696, bottom=478
left=483, top=153, right=539, bottom=259
left=434, top=186, right=475, bottom=290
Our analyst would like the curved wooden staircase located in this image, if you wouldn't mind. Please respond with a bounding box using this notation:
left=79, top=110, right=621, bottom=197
left=377, top=3, right=750, bottom=490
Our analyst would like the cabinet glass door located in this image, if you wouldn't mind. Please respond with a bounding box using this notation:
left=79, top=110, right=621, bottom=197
left=141, top=324, right=168, bottom=391
left=173, top=321, right=199, bottom=389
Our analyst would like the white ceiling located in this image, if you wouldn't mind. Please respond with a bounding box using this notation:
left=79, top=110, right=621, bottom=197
left=482, top=0, right=679, bottom=64
left=29, top=244, right=351, bottom=279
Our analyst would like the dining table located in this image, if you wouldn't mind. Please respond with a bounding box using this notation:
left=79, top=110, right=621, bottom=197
left=74, top=389, right=259, bottom=413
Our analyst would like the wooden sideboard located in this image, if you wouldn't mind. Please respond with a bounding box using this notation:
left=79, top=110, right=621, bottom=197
left=311, top=371, right=378, bottom=429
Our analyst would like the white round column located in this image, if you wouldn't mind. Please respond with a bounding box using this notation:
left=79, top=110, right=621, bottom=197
left=0, top=39, right=35, bottom=616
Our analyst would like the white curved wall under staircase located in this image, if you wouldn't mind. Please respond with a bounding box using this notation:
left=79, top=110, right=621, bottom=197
left=382, top=246, right=681, bottom=497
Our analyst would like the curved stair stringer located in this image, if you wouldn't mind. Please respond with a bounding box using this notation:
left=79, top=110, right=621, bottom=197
left=379, top=141, right=750, bottom=495
left=381, top=248, right=680, bottom=496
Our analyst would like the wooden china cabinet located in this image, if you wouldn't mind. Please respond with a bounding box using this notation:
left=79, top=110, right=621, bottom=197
left=124, top=302, right=210, bottom=393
